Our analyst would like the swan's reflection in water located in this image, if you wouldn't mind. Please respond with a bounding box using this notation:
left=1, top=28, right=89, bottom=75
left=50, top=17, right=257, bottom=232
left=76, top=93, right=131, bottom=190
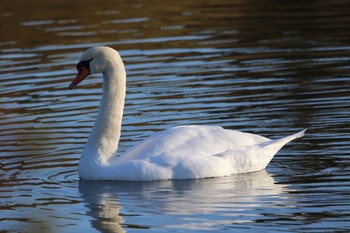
left=79, top=170, right=287, bottom=232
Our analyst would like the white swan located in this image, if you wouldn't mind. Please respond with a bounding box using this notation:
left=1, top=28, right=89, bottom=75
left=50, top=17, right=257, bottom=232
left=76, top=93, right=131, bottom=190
left=69, top=46, right=305, bottom=181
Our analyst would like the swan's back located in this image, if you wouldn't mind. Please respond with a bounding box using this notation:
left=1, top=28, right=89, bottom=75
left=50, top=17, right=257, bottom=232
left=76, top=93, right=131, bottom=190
left=122, top=125, right=269, bottom=161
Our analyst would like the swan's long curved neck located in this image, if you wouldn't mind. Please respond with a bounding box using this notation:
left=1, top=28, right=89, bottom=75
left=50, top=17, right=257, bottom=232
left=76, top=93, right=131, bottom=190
left=81, top=63, right=126, bottom=167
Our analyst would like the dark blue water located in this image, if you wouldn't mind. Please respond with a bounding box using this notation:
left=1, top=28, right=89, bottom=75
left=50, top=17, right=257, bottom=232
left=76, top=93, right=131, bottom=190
left=1, top=0, right=350, bottom=232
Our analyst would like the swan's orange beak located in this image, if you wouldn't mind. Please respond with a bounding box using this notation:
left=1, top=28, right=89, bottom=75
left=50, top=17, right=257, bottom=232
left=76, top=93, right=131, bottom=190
left=69, top=66, right=90, bottom=89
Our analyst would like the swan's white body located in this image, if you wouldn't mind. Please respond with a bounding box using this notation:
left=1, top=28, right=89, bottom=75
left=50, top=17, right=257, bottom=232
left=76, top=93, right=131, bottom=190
left=70, top=46, right=305, bottom=181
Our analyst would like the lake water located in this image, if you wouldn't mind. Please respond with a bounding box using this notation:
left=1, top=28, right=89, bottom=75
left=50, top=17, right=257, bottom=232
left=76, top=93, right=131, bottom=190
left=1, top=0, right=350, bottom=232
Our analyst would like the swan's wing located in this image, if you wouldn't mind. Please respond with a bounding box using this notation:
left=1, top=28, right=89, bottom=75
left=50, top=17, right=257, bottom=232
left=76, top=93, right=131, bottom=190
left=107, top=127, right=305, bottom=180
left=121, top=125, right=270, bottom=162
left=213, top=129, right=307, bottom=173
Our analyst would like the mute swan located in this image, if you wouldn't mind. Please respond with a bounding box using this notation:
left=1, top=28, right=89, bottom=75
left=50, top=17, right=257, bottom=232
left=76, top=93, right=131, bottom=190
left=69, top=46, right=305, bottom=181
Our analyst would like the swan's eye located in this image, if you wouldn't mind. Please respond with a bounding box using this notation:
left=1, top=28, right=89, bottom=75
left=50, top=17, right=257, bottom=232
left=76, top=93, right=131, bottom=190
left=76, top=58, right=93, bottom=72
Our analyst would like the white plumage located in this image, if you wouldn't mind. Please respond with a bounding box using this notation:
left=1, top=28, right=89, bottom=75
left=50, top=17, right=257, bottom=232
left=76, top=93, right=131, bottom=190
left=69, top=46, right=305, bottom=181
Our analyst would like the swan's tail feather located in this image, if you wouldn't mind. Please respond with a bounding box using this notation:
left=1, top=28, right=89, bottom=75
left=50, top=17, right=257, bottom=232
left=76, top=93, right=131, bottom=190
left=262, top=129, right=307, bottom=151
left=279, top=128, right=307, bottom=142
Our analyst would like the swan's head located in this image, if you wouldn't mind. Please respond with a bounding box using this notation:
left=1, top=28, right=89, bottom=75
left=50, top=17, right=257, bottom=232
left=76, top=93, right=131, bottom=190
left=69, top=46, right=121, bottom=89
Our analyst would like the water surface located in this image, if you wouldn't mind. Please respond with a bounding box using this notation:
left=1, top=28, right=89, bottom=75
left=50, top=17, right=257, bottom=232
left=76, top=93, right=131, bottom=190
left=1, top=0, right=350, bottom=232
